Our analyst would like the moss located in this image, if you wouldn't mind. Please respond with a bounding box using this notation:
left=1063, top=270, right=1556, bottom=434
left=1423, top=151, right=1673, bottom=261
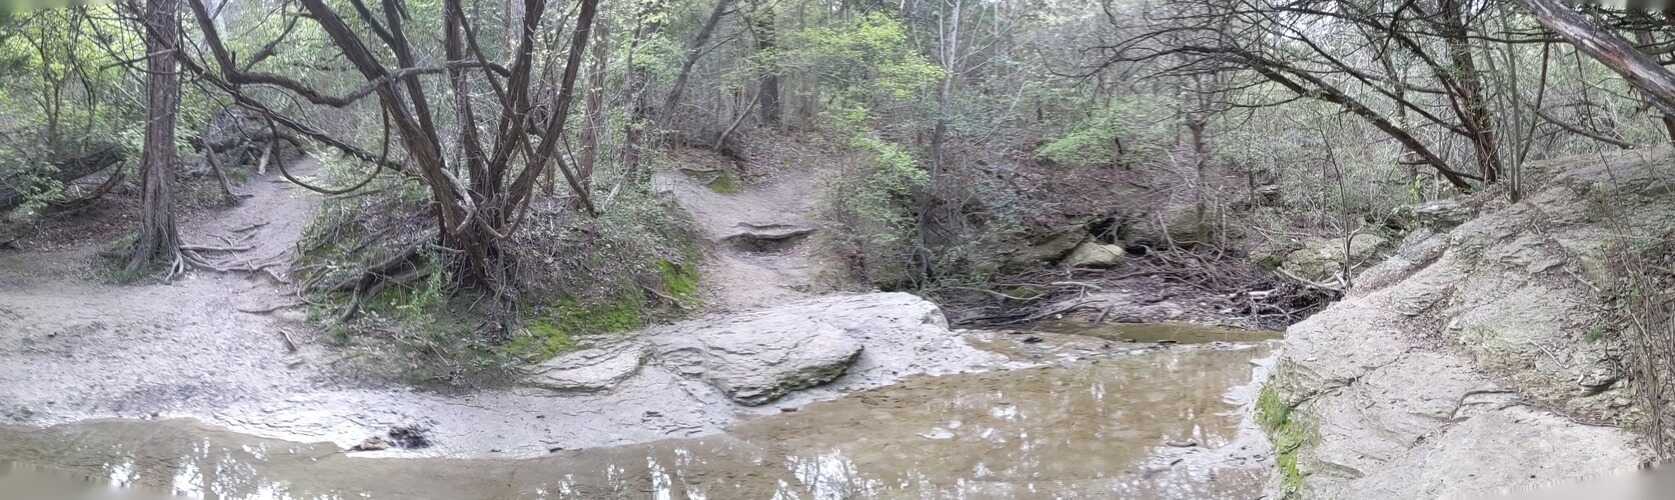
left=658, top=259, right=701, bottom=299
left=1584, top=324, right=1609, bottom=343
left=505, top=318, right=577, bottom=359
left=707, top=170, right=742, bottom=194
left=505, top=295, right=646, bottom=360
left=1258, top=384, right=1312, bottom=498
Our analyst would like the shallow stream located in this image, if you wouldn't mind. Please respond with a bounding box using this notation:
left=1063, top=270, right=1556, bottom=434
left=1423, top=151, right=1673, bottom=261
left=0, top=324, right=1278, bottom=500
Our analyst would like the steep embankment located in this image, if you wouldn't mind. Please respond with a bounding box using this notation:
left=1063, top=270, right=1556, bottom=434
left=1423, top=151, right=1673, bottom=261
left=1263, top=150, right=1669, bottom=497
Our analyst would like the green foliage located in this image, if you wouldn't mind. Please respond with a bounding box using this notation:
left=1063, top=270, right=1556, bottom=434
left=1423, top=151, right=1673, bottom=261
left=1, top=159, right=65, bottom=216
left=823, top=105, right=930, bottom=288
left=1037, top=96, right=1174, bottom=168
left=784, top=13, right=943, bottom=104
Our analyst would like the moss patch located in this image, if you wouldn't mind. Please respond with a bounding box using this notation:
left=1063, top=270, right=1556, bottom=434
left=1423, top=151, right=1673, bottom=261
left=707, top=169, right=742, bottom=194
left=504, top=296, right=646, bottom=361
left=1258, top=384, right=1312, bottom=498
left=659, top=259, right=701, bottom=298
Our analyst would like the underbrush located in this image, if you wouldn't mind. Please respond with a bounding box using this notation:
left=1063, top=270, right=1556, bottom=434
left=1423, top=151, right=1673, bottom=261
left=295, top=157, right=701, bottom=386
left=1603, top=232, right=1675, bottom=459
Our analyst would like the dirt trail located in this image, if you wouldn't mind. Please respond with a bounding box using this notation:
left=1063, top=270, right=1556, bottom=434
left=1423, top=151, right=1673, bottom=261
left=0, top=160, right=326, bottom=421
left=653, top=165, right=829, bottom=311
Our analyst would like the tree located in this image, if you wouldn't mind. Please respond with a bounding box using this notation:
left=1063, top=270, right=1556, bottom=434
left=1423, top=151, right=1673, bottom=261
left=579, top=13, right=611, bottom=193
left=664, top=0, right=736, bottom=126
left=747, top=0, right=780, bottom=125
left=180, top=0, right=603, bottom=292
left=125, top=0, right=183, bottom=276
left=1517, top=0, right=1675, bottom=112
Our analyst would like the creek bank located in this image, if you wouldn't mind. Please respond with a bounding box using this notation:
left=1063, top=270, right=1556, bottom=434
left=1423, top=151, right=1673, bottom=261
left=1260, top=151, right=1666, bottom=498
left=0, top=289, right=1004, bottom=457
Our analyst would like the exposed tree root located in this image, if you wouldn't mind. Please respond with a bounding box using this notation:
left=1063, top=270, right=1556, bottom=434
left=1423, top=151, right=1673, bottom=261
left=328, top=247, right=429, bottom=322
left=237, top=301, right=306, bottom=314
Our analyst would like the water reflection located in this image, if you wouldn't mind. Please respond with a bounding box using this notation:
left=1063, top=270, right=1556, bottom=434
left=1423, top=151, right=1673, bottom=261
left=0, top=344, right=1273, bottom=499
left=1026, top=320, right=1283, bottom=344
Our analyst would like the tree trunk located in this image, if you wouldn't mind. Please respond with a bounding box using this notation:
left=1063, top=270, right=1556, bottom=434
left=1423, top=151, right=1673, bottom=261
left=663, top=0, right=734, bottom=123
left=126, top=0, right=183, bottom=275
left=1518, top=0, right=1675, bottom=114
left=579, top=16, right=610, bottom=191
left=622, top=2, right=666, bottom=179
left=1633, top=28, right=1675, bottom=145
left=1440, top=0, right=1501, bottom=184
left=749, top=2, right=780, bottom=126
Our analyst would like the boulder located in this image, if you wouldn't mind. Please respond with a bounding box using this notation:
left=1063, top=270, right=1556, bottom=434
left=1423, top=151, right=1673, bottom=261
left=1121, top=206, right=1204, bottom=248
left=650, top=313, right=864, bottom=406
left=1412, top=199, right=1473, bottom=228
left=526, top=343, right=646, bottom=393
left=1246, top=237, right=1303, bottom=270
left=1279, top=234, right=1387, bottom=283
left=1061, top=242, right=1126, bottom=268
left=522, top=293, right=997, bottom=409
left=1005, top=227, right=1087, bottom=269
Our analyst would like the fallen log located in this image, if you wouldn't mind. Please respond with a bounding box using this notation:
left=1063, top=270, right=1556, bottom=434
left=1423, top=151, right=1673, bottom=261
left=0, top=143, right=125, bottom=210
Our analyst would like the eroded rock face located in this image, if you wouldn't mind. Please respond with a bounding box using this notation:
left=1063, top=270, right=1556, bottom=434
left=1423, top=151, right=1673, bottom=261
left=1264, top=153, right=1663, bottom=498
left=1412, top=199, right=1473, bottom=228
left=651, top=319, right=863, bottom=406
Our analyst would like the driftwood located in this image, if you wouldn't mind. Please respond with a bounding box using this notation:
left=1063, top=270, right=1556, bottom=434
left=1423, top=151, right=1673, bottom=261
left=0, top=143, right=125, bottom=209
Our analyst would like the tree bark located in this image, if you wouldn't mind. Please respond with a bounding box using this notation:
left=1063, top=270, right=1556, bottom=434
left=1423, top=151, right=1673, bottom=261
left=579, top=15, right=610, bottom=191
left=1633, top=28, right=1675, bottom=144
left=663, top=0, right=734, bottom=123
left=126, top=0, right=183, bottom=275
left=622, top=0, right=668, bottom=179
left=1518, top=0, right=1675, bottom=114
left=1440, top=0, right=1502, bottom=184
left=749, top=1, right=780, bottom=125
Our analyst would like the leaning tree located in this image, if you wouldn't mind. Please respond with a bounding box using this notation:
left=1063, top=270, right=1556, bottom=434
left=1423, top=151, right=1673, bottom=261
left=178, top=0, right=603, bottom=293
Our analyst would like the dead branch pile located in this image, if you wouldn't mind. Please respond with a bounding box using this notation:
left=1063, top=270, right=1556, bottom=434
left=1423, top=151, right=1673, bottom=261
left=938, top=246, right=1339, bottom=329
left=0, top=143, right=125, bottom=210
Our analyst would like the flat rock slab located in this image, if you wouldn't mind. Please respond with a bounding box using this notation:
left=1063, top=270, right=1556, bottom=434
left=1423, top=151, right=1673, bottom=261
left=526, top=343, right=647, bottom=393
left=520, top=293, right=993, bottom=412
left=721, top=223, right=817, bottom=253
left=651, top=319, right=863, bottom=406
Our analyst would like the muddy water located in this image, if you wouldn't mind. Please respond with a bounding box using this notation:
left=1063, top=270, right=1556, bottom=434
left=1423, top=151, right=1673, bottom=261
left=1026, top=320, right=1283, bottom=344
left=0, top=330, right=1275, bottom=500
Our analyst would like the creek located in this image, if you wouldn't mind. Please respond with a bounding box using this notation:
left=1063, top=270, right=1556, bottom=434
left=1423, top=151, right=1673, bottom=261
left=0, top=324, right=1278, bottom=500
